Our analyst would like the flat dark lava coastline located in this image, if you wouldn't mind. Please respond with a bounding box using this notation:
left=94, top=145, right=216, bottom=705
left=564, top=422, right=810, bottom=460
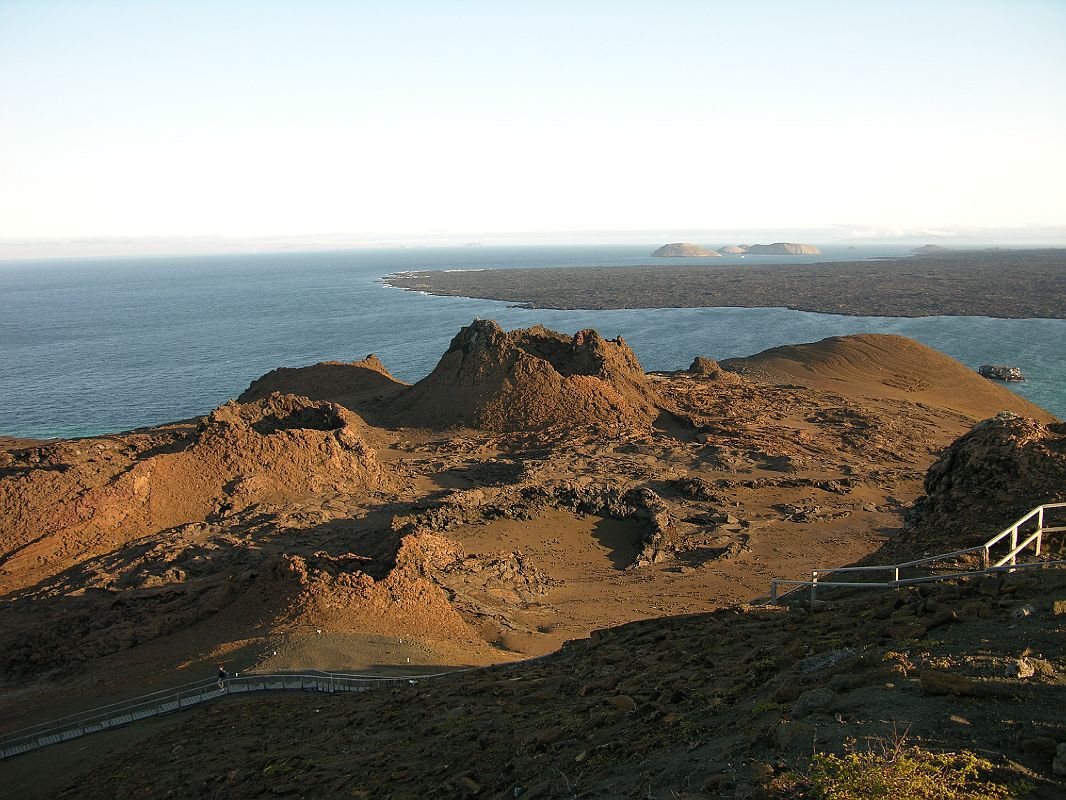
left=385, top=248, right=1066, bottom=319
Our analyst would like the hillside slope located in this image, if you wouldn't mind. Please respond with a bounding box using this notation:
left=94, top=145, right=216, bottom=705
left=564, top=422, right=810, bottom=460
left=722, top=333, right=1056, bottom=422
left=17, top=567, right=1065, bottom=800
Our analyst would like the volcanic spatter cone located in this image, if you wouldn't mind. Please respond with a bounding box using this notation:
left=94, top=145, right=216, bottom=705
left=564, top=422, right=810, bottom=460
left=388, top=320, right=663, bottom=431
left=238, top=354, right=407, bottom=421
left=0, top=393, right=395, bottom=593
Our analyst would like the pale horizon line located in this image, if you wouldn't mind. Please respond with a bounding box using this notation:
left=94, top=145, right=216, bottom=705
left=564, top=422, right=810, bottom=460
left=2, top=224, right=1065, bottom=263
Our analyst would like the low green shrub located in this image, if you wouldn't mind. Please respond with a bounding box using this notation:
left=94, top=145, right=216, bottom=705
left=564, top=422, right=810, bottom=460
left=771, top=735, right=1018, bottom=799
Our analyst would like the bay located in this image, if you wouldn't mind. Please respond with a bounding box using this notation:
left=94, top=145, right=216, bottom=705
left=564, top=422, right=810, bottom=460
left=1, top=245, right=1062, bottom=439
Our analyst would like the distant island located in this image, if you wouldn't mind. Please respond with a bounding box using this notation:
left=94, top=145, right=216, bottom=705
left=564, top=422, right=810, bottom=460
left=744, top=242, right=821, bottom=255
left=912, top=244, right=949, bottom=253
left=650, top=243, right=720, bottom=257
left=652, top=242, right=821, bottom=257
left=384, top=248, right=1066, bottom=319
left=709, top=242, right=822, bottom=256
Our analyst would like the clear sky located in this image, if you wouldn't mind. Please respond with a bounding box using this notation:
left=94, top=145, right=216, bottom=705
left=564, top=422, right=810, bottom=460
left=1, top=0, right=1064, bottom=253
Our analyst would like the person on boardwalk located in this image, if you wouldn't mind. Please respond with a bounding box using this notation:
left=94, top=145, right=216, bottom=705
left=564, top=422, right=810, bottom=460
left=217, top=665, right=228, bottom=691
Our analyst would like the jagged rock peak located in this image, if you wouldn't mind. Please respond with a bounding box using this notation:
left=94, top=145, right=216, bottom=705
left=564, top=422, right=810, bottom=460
left=387, top=320, right=662, bottom=432
left=442, top=320, right=644, bottom=382
left=446, top=318, right=511, bottom=358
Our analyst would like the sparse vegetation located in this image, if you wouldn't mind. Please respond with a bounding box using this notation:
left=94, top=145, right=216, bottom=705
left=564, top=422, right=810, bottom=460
left=753, top=700, right=790, bottom=715
left=771, top=735, right=1020, bottom=800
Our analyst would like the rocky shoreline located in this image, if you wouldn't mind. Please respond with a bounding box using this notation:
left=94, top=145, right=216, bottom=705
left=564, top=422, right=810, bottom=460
left=384, top=249, right=1066, bottom=319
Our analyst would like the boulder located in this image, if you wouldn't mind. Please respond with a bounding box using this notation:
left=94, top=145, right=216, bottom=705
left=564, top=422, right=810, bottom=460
left=1054, top=743, right=1066, bottom=777
left=920, top=669, right=978, bottom=696
left=791, top=687, right=837, bottom=717
left=775, top=720, right=817, bottom=753
left=1005, top=658, right=1035, bottom=679
left=687, top=357, right=744, bottom=384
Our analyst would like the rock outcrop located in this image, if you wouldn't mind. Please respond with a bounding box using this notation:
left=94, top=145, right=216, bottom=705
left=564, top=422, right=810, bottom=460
left=239, top=355, right=407, bottom=419
left=745, top=242, right=821, bottom=255
left=278, top=531, right=504, bottom=646
left=687, top=356, right=744, bottom=384
left=0, top=394, right=396, bottom=593
left=387, top=320, right=663, bottom=432
left=895, top=414, right=1066, bottom=557
left=651, top=243, right=720, bottom=257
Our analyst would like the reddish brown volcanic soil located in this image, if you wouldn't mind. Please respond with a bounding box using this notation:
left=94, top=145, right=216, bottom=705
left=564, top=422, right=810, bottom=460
left=720, top=333, right=1056, bottom=422
left=387, top=321, right=663, bottom=431
left=1, top=322, right=1063, bottom=798
left=238, top=354, right=407, bottom=425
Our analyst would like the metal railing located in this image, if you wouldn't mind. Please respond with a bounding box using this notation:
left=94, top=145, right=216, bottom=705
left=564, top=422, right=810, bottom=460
left=6, top=505, right=1063, bottom=759
left=0, top=669, right=450, bottom=760
left=769, top=502, right=1066, bottom=605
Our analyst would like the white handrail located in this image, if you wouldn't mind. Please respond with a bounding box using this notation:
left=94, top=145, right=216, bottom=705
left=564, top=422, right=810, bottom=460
left=993, top=528, right=1044, bottom=568
left=0, top=669, right=454, bottom=760
left=6, top=505, right=1064, bottom=758
left=769, top=502, right=1066, bottom=605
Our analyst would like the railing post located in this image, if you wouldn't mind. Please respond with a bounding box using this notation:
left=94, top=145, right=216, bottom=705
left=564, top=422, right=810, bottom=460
left=1036, top=507, right=1044, bottom=556
left=770, top=580, right=778, bottom=605
left=811, top=570, right=818, bottom=604
left=893, top=565, right=900, bottom=585
left=1010, top=525, right=1018, bottom=567
left=981, top=546, right=990, bottom=570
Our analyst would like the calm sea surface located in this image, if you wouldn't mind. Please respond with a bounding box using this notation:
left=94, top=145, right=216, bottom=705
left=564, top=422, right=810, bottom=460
left=1, top=245, right=1063, bottom=439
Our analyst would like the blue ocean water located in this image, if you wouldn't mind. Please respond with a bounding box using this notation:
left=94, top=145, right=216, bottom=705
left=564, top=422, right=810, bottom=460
left=1, top=245, right=1063, bottom=440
